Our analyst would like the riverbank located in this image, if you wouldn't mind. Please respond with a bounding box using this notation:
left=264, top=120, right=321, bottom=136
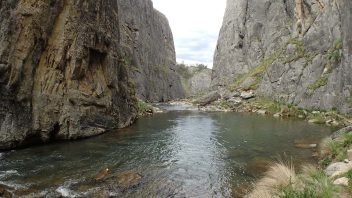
left=246, top=126, right=352, bottom=198
left=170, top=94, right=352, bottom=197
left=180, top=90, right=352, bottom=128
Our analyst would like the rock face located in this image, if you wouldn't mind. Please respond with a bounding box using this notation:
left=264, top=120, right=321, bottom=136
left=0, top=0, right=182, bottom=150
left=118, top=0, right=185, bottom=102
left=213, top=0, right=352, bottom=113
left=175, top=64, right=212, bottom=97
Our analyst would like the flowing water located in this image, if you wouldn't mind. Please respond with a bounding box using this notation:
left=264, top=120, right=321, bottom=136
left=0, top=104, right=334, bottom=197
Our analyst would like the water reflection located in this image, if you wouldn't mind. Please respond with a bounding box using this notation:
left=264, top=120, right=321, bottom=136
left=0, top=105, right=333, bottom=197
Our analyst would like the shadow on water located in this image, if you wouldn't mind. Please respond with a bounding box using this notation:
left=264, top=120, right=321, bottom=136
left=0, top=104, right=334, bottom=197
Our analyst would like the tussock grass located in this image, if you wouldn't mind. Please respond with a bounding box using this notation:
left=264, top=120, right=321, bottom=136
left=247, top=163, right=338, bottom=198
left=319, top=133, right=352, bottom=165
left=247, top=163, right=296, bottom=198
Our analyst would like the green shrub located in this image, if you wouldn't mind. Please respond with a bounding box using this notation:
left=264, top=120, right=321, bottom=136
left=137, top=100, right=153, bottom=115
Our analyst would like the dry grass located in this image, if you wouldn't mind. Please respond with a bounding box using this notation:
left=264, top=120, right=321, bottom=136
left=247, top=163, right=338, bottom=198
left=247, top=163, right=296, bottom=198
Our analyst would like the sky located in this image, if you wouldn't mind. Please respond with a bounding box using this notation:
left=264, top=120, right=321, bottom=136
left=152, top=0, right=226, bottom=68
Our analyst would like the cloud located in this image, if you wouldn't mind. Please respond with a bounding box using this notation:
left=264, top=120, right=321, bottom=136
left=152, top=0, right=226, bottom=68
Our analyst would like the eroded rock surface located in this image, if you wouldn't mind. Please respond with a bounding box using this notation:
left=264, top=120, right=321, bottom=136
left=175, top=64, right=212, bottom=97
left=118, top=0, right=185, bottom=102
left=213, top=0, right=352, bottom=113
left=0, top=0, right=183, bottom=149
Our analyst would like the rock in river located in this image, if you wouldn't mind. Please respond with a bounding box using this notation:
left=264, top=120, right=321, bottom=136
left=117, top=170, right=142, bottom=189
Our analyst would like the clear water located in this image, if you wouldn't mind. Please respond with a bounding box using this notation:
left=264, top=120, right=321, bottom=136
left=0, top=104, right=333, bottom=197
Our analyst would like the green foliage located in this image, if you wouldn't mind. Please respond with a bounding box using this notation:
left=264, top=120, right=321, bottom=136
left=327, top=133, right=352, bottom=161
left=327, top=39, right=343, bottom=63
left=280, top=168, right=337, bottom=198
left=231, top=47, right=284, bottom=90
left=284, top=38, right=316, bottom=65
left=346, top=170, right=352, bottom=192
left=308, top=75, right=329, bottom=91
left=280, top=185, right=317, bottom=198
left=137, top=100, right=153, bottom=115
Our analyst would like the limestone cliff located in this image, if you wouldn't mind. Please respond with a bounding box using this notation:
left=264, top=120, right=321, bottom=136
left=118, top=0, right=185, bottom=102
left=213, top=0, right=352, bottom=113
left=175, top=64, right=212, bottom=97
left=0, top=0, right=183, bottom=150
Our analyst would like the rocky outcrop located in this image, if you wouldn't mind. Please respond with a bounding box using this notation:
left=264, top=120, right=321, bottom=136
left=213, top=0, right=352, bottom=113
left=175, top=64, right=212, bottom=97
left=118, top=0, right=185, bottom=102
left=0, top=0, right=182, bottom=150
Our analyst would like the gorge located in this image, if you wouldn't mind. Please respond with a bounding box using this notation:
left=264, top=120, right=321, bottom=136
left=0, top=0, right=352, bottom=197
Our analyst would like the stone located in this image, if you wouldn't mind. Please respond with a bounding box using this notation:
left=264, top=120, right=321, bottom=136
left=0, top=185, right=12, bottom=198
left=325, top=161, right=352, bottom=177
left=240, top=91, right=255, bottom=100
left=95, top=168, right=110, bottom=182
left=224, top=91, right=241, bottom=100
left=0, top=0, right=183, bottom=150
left=294, top=143, right=317, bottom=149
left=228, top=97, right=243, bottom=106
left=212, top=0, right=352, bottom=114
left=274, top=113, right=282, bottom=118
left=332, top=126, right=352, bottom=140
left=333, top=177, right=349, bottom=186
left=197, top=91, right=221, bottom=106
left=257, top=110, right=267, bottom=115
left=348, top=149, right=352, bottom=161
left=117, top=170, right=142, bottom=189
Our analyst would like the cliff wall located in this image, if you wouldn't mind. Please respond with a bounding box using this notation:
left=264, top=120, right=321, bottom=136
left=0, top=0, right=183, bottom=150
left=213, top=0, right=352, bottom=113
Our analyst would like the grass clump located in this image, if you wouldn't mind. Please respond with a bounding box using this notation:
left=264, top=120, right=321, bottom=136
left=137, top=100, right=153, bottom=115
left=230, top=47, right=284, bottom=91
left=327, top=39, right=343, bottom=63
left=308, top=75, right=329, bottom=91
left=248, top=163, right=338, bottom=198
left=284, top=38, right=316, bottom=65
left=319, top=133, right=352, bottom=163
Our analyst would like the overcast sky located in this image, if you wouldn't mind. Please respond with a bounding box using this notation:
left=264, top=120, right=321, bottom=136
left=152, top=0, right=226, bottom=68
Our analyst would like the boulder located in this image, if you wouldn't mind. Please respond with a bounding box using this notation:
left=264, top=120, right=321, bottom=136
left=240, top=91, right=255, bottom=100
left=197, top=91, right=221, bottom=106
left=224, top=91, right=241, bottom=100
left=228, top=97, right=243, bottom=106
left=325, top=162, right=352, bottom=177
left=333, top=177, right=349, bottom=186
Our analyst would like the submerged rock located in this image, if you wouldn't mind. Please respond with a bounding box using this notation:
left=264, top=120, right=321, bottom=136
left=0, top=185, right=12, bottom=198
left=117, top=170, right=142, bottom=189
left=246, top=158, right=272, bottom=177
left=294, top=143, right=317, bottom=149
left=95, top=168, right=110, bottom=182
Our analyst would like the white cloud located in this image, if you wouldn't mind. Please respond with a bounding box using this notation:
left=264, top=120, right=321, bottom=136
left=152, top=0, right=226, bottom=68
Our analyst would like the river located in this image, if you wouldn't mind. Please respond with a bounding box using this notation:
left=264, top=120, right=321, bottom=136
left=0, top=104, right=334, bottom=197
